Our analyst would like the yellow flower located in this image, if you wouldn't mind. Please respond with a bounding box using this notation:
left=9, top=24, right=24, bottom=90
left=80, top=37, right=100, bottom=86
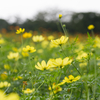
left=52, top=57, right=73, bottom=68
left=7, top=52, right=19, bottom=60
left=7, top=93, right=20, bottom=100
left=59, top=14, right=62, bottom=19
left=88, top=25, right=95, bottom=30
left=0, top=90, right=20, bottom=100
left=41, top=40, right=49, bottom=48
left=0, top=90, right=6, bottom=100
left=37, top=49, right=43, bottom=53
left=0, top=34, right=2, bottom=38
left=58, top=75, right=81, bottom=85
left=48, top=35, right=54, bottom=40
left=35, top=60, right=54, bottom=71
left=22, top=32, right=32, bottom=38
left=1, top=72, right=8, bottom=80
left=22, top=51, right=29, bottom=57
left=32, top=35, right=44, bottom=42
left=79, top=62, right=87, bottom=68
left=4, top=64, right=10, bottom=70
left=22, top=45, right=36, bottom=53
left=76, top=51, right=88, bottom=61
left=93, top=36, right=100, bottom=48
left=0, top=81, right=11, bottom=88
left=0, top=39, right=5, bottom=44
left=49, top=83, right=62, bottom=94
left=22, top=88, right=35, bottom=94
left=16, top=28, right=25, bottom=34
left=51, top=36, right=68, bottom=46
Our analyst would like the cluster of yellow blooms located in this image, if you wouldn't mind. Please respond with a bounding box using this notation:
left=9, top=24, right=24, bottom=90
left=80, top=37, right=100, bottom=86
left=35, top=57, right=72, bottom=70
left=0, top=90, right=19, bottom=100
left=48, top=75, right=80, bottom=94
left=32, top=35, right=44, bottom=42
left=51, top=36, right=68, bottom=46
left=0, top=81, right=11, bottom=88
left=48, top=83, right=62, bottom=94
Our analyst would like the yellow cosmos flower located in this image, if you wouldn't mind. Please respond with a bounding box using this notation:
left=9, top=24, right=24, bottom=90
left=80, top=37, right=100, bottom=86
left=51, top=36, right=68, bottom=46
left=93, top=36, right=100, bottom=48
left=0, top=39, right=5, bottom=44
left=22, top=32, right=32, bottom=38
left=22, top=51, right=29, bottom=57
left=35, top=60, right=54, bottom=71
left=88, top=25, right=95, bottom=30
left=16, top=28, right=25, bottom=34
left=0, top=81, right=11, bottom=88
left=37, top=49, right=43, bottom=53
left=22, top=88, right=35, bottom=94
left=7, top=93, right=20, bottom=100
left=4, top=64, right=10, bottom=70
left=79, top=62, right=87, bottom=68
left=48, top=83, right=62, bottom=94
left=7, top=52, right=19, bottom=60
left=41, top=40, right=49, bottom=48
left=48, top=35, right=54, bottom=40
left=52, top=57, right=73, bottom=68
left=22, top=45, right=36, bottom=53
left=32, top=35, right=44, bottom=42
left=76, top=51, right=88, bottom=61
left=0, top=90, right=20, bottom=100
left=59, top=14, right=62, bottom=19
left=58, top=75, right=81, bottom=85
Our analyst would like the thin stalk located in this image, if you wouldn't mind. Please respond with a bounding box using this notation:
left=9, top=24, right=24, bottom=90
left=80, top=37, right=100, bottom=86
left=68, top=89, right=73, bottom=100
left=93, top=54, right=96, bottom=100
left=59, top=19, right=67, bottom=36
left=72, top=62, right=82, bottom=76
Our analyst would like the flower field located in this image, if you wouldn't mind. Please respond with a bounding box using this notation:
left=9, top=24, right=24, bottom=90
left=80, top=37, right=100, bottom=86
left=0, top=15, right=100, bottom=100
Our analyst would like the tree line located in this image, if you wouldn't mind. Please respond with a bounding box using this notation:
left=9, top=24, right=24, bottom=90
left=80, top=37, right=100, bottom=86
left=0, top=11, right=100, bottom=34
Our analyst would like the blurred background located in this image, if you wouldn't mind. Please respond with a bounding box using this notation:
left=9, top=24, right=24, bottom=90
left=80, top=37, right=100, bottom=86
left=0, top=0, right=100, bottom=35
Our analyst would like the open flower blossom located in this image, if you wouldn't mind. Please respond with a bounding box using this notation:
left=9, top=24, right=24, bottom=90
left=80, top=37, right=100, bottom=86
left=0, top=90, right=20, bottom=100
left=0, top=39, right=5, bottom=44
left=88, top=25, right=95, bottom=30
left=76, top=51, right=88, bottom=61
left=93, top=36, right=100, bottom=48
left=35, top=60, right=55, bottom=71
left=22, top=45, right=36, bottom=53
left=22, top=32, right=32, bottom=38
left=0, top=81, right=11, bottom=88
left=48, top=35, right=54, bottom=40
left=16, top=28, right=25, bottom=34
left=7, top=52, right=19, bottom=60
left=32, top=35, right=44, bottom=42
left=22, top=88, right=35, bottom=94
left=51, top=57, right=73, bottom=68
left=51, top=36, right=68, bottom=46
left=58, top=75, right=81, bottom=85
left=48, top=83, right=62, bottom=94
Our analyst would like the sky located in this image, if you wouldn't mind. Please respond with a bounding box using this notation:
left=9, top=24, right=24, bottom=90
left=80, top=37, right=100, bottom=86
left=0, top=0, right=100, bottom=23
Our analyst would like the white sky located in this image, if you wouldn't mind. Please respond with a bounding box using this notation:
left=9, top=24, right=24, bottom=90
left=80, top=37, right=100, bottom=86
left=0, top=0, right=100, bottom=22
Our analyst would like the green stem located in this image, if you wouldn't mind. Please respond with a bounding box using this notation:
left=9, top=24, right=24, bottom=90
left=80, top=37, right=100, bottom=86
left=68, top=89, right=73, bottom=100
left=72, top=62, right=82, bottom=76
left=93, top=54, right=96, bottom=100
left=59, top=19, right=67, bottom=36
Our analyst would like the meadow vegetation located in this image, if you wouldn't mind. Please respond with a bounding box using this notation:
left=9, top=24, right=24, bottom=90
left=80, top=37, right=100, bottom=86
left=0, top=14, right=100, bottom=100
